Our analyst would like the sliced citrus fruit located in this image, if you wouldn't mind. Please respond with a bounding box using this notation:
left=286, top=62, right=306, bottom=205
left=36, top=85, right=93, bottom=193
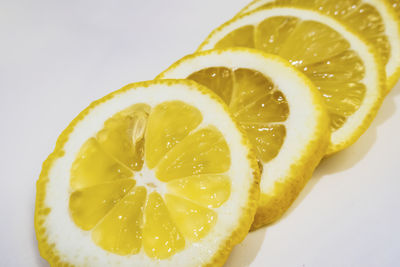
left=35, top=80, right=260, bottom=266
left=158, top=48, right=330, bottom=228
left=239, top=0, right=400, bottom=90
left=199, top=7, right=385, bottom=154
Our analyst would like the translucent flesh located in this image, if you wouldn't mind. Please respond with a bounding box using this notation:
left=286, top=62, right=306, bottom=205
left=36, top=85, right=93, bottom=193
left=145, top=101, right=203, bottom=169
left=258, top=0, right=390, bottom=64
left=69, top=101, right=231, bottom=259
left=390, top=0, right=400, bottom=17
left=97, top=104, right=150, bottom=171
left=167, top=174, right=231, bottom=208
left=165, top=194, right=217, bottom=241
left=69, top=179, right=136, bottom=230
left=188, top=68, right=289, bottom=163
left=142, top=192, right=185, bottom=259
left=70, top=138, right=133, bottom=190
left=242, top=123, right=286, bottom=163
left=92, top=186, right=146, bottom=255
left=156, top=127, right=231, bottom=181
left=214, top=18, right=366, bottom=131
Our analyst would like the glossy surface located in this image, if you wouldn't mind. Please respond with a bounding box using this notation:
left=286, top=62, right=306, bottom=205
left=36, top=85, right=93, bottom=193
left=69, top=179, right=136, bottom=230
left=70, top=138, right=133, bottom=190
left=68, top=101, right=231, bottom=259
left=92, top=186, right=146, bottom=255
left=156, top=126, right=231, bottom=181
left=391, top=0, right=400, bottom=17
left=214, top=19, right=366, bottom=131
left=189, top=68, right=288, bottom=163
left=97, top=103, right=150, bottom=171
left=167, top=174, right=231, bottom=208
left=165, top=194, right=217, bottom=241
left=145, top=101, right=202, bottom=169
left=256, top=0, right=390, bottom=64
left=142, top=192, right=185, bottom=259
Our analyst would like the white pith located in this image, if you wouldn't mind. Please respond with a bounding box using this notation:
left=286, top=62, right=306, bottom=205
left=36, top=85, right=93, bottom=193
left=199, top=7, right=383, bottom=150
left=42, top=81, right=256, bottom=267
left=158, top=49, right=324, bottom=199
left=239, top=0, right=400, bottom=89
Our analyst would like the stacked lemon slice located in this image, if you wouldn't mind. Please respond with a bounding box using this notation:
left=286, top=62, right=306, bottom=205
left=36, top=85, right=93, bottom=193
left=35, top=80, right=260, bottom=266
left=199, top=7, right=385, bottom=154
left=158, top=48, right=330, bottom=228
left=35, top=1, right=397, bottom=266
left=239, top=0, right=400, bottom=90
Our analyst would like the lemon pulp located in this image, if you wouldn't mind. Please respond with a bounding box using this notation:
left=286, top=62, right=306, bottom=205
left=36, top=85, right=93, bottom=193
left=213, top=18, right=366, bottom=131
left=68, top=101, right=231, bottom=259
left=390, top=0, right=400, bottom=17
left=250, top=0, right=390, bottom=65
left=188, top=67, right=289, bottom=164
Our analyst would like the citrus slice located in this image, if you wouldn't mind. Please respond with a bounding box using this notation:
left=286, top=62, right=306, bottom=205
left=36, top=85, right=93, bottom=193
left=158, top=48, right=330, bottom=228
left=199, top=7, right=385, bottom=154
left=239, top=0, right=400, bottom=90
left=34, top=80, right=260, bottom=266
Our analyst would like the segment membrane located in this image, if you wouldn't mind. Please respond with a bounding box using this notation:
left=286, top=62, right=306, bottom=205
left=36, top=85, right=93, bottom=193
left=145, top=101, right=203, bottom=169
left=213, top=16, right=366, bottom=132
left=70, top=138, right=133, bottom=190
left=189, top=67, right=288, bottom=163
left=257, top=0, right=390, bottom=64
left=165, top=194, right=217, bottom=241
left=156, top=127, right=231, bottom=181
left=143, top=192, right=185, bottom=259
left=188, top=67, right=234, bottom=103
left=92, top=186, right=147, bottom=255
left=97, top=104, right=150, bottom=171
left=69, top=101, right=231, bottom=258
left=242, top=123, right=286, bottom=163
left=69, top=179, right=136, bottom=230
left=167, top=174, right=231, bottom=208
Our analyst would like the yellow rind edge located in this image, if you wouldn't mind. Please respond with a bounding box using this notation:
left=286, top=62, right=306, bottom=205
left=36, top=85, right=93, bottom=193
left=382, top=0, right=400, bottom=92
left=156, top=48, right=331, bottom=229
left=196, top=6, right=386, bottom=156
left=34, top=79, right=261, bottom=267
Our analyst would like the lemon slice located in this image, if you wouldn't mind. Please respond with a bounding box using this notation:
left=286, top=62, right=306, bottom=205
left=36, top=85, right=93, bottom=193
left=199, top=7, right=385, bottom=154
left=239, top=0, right=400, bottom=91
left=34, top=80, right=260, bottom=266
left=158, top=48, right=330, bottom=228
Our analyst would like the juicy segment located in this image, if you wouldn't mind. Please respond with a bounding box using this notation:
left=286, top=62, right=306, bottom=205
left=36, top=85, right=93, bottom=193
left=145, top=101, right=202, bottom=169
left=156, top=127, right=231, bottom=181
left=165, top=194, right=217, bottom=241
left=68, top=101, right=231, bottom=259
left=188, top=67, right=289, bottom=163
left=142, top=192, right=185, bottom=259
left=92, top=186, right=147, bottom=255
left=70, top=138, right=133, bottom=190
left=97, top=103, right=150, bottom=171
left=252, top=0, right=390, bottom=64
left=69, top=179, right=136, bottom=230
left=213, top=18, right=366, bottom=131
left=167, top=174, right=231, bottom=208
left=391, top=0, right=400, bottom=17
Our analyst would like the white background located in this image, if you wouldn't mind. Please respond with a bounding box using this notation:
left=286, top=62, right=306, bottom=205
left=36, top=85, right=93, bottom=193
left=1, top=0, right=399, bottom=266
